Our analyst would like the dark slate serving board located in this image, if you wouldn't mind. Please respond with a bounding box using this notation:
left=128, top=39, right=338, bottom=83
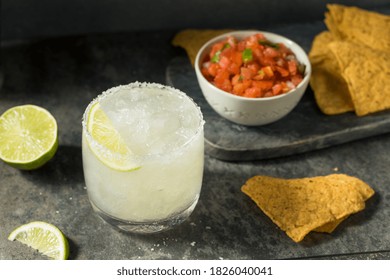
left=166, top=55, right=390, bottom=161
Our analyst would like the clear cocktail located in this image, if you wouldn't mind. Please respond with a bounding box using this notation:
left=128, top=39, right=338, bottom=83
left=82, top=82, right=204, bottom=233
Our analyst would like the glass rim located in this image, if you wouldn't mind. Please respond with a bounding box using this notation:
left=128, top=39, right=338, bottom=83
left=82, top=81, right=205, bottom=161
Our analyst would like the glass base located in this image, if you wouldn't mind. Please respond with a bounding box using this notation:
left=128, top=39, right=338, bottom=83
left=90, top=198, right=199, bottom=234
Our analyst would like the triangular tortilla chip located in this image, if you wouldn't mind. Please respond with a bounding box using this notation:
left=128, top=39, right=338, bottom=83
left=241, top=174, right=374, bottom=242
left=309, top=31, right=354, bottom=114
left=328, top=41, right=390, bottom=116
left=309, top=5, right=390, bottom=116
left=325, top=4, right=390, bottom=52
left=313, top=173, right=374, bottom=233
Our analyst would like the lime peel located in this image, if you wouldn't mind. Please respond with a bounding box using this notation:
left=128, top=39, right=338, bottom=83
left=8, top=221, right=69, bottom=260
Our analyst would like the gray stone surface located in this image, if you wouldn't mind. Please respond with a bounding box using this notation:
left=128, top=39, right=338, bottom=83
left=0, top=26, right=389, bottom=260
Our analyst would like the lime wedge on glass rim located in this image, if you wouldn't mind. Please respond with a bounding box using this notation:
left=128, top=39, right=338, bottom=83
left=85, top=102, right=140, bottom=171
left=8, top=221, right=69, bottom=260
left=0, top=104, right=58, bottom=170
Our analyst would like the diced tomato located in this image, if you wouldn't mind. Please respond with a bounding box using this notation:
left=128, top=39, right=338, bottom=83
left=272, top=83, right=283, bottom=95
left=240, top=67, right=254, bottom=80
left=264, top=47, right=280, bottom=58
left=253, top=69, right=265, bottom=80
left=291, top=74, right=303, bottom=86
left=233, top=83, right=246, bottom=96
left=253, top=74, right=264, bottom=80
left=253, top=80, right=273, bottom=91
left=200, top=32, right=305, bottom=98
left=221, top=45, right=233, bottom=57
left=242, top=79, right=252, bottom=88
left=215, top=74, right=232, bottom=92
left=288, top=60, right=297, bottom=75
left=207, top=63, right=219, bottom=77
left=214, top=69, right=229, bottom=85
left=282, top=82, right=290, bottom=93
left=237, top=41, right=246, bottom=52
left=231, top=74, right=242, bottom=85
left=226, top=36, right=237, bottom=48
left=219, top=80, right=232, bottom=92
left=252, top=48, right=263, bottom=62
left=231, top=51, right=243, bottom=67
left=228, top=63, right=240, bottom=75
left=247, top=63, right=260, bottom=74
left=233, top=80, right=251, bottom=95
left=260, top=57, right=276, bottom=68
left=244, top=87, right=262, bottom=98
left=219, top=55, right=230, bottom=70
left=210, top=42, right=224, bottom=58
left=275, top=66, right=289, bottom=77
left=262, top=66, right=274, bottom=78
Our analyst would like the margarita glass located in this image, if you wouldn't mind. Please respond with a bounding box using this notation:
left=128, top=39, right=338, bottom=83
left=82, top=82, right=204, bottom=233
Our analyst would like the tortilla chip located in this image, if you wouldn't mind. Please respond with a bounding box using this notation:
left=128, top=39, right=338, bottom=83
left=309, top=31, right=354, bottom=114
left=241, top=174, right=374, bottom=242
left=309, top=5, right=390, bottom=116
left=324, top=174, right=374, bottom=200
left=314, top=217, right=348, bottom=233
left=312, top=173, right=374, bottom=233
left=172, top=29, right=233, bottom=66
left=325, top=4, right=390, bottom=52
left=328, top=41, right=390, bottom=116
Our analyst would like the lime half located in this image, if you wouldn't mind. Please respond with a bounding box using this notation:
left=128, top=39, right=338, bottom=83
left=8, top=221, right=69, bottom=260
left=86, top=102, right=140, bottom=171
left=0, top=104, right=58, bottom=170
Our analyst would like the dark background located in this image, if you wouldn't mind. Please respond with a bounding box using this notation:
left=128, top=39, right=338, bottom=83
left=1, top=0, right=389, bottom=42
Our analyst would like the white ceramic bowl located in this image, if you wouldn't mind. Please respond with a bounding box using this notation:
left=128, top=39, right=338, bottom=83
left=195, top=30, right=311, bottom=126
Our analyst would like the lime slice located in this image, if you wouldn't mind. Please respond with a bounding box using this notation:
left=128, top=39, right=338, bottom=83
left=86, top=102, right=140, bottom=171
left=8, top=221, right=69, bottom=260
left=0, top=104, right=58, bottom=170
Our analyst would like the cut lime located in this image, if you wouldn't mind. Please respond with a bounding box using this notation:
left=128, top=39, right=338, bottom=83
left=0, top=104, right=58, bottom=170
left=8, top=221, right=69, bottom=260
left=86, top=102, right=140, bottom=171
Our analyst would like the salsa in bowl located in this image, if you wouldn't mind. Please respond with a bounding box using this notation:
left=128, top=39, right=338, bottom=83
left=195, top=30, right=311, bottom=126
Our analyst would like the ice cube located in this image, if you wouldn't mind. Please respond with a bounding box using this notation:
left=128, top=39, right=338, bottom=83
left=95, top=82, right=203, bottom=156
